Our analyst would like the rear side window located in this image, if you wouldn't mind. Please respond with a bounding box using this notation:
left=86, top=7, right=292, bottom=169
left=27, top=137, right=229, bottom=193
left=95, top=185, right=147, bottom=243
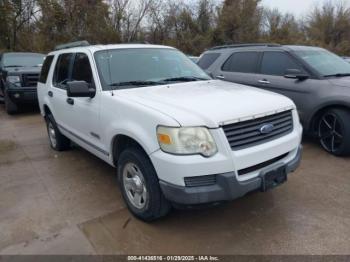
left=222, top=52, right=259, bottom=73
left=71, top=53, right=94, bottom=84
left=260, top=52, right=302, bottom=76
left=198, top=53, right=220, bottom=70
left=39, top=55, right=54, bottom=84
left=53, top=53, right=73, bottom=88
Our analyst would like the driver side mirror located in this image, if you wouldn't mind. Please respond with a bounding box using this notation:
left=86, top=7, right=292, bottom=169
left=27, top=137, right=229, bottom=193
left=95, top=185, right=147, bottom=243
left=66, top=81, right=95, bottom=98
left=284, top=69, right=309, bottom=81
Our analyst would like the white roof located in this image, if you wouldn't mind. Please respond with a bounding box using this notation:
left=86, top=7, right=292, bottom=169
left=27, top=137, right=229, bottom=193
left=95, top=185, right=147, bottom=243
left=48, top=44, right=175, bottom=55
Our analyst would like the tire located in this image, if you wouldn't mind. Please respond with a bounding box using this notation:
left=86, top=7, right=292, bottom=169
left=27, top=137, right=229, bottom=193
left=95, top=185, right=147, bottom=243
left=4, top=91, right=18, bottom=114
left=45, top=114, right=71, bottom=151
left=318, top=108, right=350, bottom=156
left=118, top=147, right=171, bottom=221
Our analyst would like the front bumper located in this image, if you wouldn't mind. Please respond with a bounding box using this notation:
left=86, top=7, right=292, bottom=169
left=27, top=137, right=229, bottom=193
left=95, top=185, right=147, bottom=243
left=160, top=145, right=302, bottom=205
left=7, top=87, right=38, bottom=103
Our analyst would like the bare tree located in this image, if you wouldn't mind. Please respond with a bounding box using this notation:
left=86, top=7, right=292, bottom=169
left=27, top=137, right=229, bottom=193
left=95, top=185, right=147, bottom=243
left=109, top=0, right=154, bottom=42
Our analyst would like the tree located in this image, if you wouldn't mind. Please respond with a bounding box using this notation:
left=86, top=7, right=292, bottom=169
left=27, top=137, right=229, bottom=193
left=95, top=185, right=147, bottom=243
left=216, top=0, right=263, bottom=44
left=35, top=0, right=118, bottom=51
left=0, top=0, right=38, bottom=50
left=262, top=8, right=303, bottom=44
left=305, top=1, right=350, bottom=54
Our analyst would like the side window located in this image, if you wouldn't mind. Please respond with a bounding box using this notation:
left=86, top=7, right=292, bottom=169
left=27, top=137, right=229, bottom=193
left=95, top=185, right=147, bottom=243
left=260, top=52, right=303, bottom=76
left=53, top=53, right=73, bottom=89
left=197, top=53, right=221, bottom=70
left=222, top=52, right=259, bottom=73
left=71, top=53, right=94, bottom=85
left=39, top=55, right=54, bottom=84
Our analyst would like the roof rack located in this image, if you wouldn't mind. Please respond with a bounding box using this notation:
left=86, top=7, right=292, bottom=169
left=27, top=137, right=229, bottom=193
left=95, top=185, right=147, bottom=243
left=54, top=40, right=90, bottom=51
left=123, top=41, right=150, bottom=44
left=209, top=43, right=281, bottom=50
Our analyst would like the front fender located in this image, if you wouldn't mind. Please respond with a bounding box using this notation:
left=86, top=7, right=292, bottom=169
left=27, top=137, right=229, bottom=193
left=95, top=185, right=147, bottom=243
left=107, top=122, right=160, bottom=158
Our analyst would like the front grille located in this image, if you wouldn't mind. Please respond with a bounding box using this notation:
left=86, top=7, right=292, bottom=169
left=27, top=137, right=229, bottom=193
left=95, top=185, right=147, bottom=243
left=184, top=175, right=216, bottom=187
left=237, top=153, right=289, bottom=176
left=223, top=110, right=293, bottom=151
left=22, top=74, right=39, bottom=87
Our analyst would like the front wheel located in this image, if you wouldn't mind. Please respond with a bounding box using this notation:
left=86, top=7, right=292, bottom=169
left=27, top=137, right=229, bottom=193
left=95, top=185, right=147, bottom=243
left=118, top=148, right=171, bottom=221
left=318, top=108, right=350, bottom=156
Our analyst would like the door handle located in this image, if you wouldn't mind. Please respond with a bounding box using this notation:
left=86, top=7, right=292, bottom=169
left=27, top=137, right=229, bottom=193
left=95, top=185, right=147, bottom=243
left=66, top=97, right=74, bottom=105
left=216, top=75, right=225, bottom=80
left=258, top=79, right=271, bottom=84
left=48, top=91, right=53, bottom=97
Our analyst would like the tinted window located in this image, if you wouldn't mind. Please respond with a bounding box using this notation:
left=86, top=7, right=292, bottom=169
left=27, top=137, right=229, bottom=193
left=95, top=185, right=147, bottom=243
left=198, top=53, right=221, bottom=69
left=261, top=52, right=302, bottom=76
left=72, top=53, right=94, bottom=84
left=39, top=55, right=54, bottom=83
left=53, top=53, right=73, bottom=88
left=222, top=52, right=259, bottom=73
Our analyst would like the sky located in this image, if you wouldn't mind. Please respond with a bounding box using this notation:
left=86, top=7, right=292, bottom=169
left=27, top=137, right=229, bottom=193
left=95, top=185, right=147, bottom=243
left=262, top=0, right=350, bottom=17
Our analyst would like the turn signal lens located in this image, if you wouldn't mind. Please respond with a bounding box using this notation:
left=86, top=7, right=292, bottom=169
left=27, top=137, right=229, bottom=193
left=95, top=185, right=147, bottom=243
left=158, top=133, right=172, bottom=145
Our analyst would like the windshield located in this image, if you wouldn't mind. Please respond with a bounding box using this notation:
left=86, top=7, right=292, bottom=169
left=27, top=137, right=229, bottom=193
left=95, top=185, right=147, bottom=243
left=94, top=48, right=211, bottom=90
left=294, top=49, right=350, bottom=76
left=3, top=53, right=45, bottom=68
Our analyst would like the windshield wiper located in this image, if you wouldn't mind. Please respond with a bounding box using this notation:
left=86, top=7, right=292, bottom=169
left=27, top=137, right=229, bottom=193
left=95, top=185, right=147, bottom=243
left=324, top=73, right=350, bottom=77
left=109, top=80, right=160, bottom=88
left=4, top=65, right=23, bottom=68
left=160, top=76, right=209, bottom=82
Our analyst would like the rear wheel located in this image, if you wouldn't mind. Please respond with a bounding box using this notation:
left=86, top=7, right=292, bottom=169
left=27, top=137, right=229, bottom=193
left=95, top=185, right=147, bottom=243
left=45, top=114, right=71, bottom=151
left=4, top=91, right=18, bottom=114
left=318, top=108, right=350, bottom=156
left=118, top=147, right=171, bottom=221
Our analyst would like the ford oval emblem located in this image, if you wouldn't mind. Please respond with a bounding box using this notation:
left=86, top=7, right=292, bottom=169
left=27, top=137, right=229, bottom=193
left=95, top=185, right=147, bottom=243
left=260, top=123, right=275, bottom=134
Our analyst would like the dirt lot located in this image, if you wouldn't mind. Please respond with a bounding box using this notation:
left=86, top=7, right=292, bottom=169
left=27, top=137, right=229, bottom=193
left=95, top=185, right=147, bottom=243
left=0, top=105, right=349, bottom=255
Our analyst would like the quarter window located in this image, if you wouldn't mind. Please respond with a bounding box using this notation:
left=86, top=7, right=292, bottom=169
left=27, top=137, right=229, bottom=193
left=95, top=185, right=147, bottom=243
left=222, top=52, right=259, bottom=73
left=71, top=53, right=94, bottom=84
left=53, top=53, right=73, bottom=88
left=260, top=52, right=303, bottom=76
left=39, top=55, right=54, bottom=84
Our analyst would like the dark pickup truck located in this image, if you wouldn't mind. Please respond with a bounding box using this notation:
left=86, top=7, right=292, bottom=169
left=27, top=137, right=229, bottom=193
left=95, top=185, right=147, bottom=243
left=0, top=52, right=45, bottom=114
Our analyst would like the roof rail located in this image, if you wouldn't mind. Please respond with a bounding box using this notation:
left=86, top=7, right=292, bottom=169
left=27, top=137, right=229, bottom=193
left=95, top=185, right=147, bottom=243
left=209, top=43, right=281, bottom=50
left=54, top=40, right=90, bottom=51
left=124, top=41, right=150, bottom=44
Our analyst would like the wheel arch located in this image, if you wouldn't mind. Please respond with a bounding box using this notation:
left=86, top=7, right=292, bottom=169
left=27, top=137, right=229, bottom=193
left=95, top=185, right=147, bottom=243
left=43, top=104, right=52, bottom=118
left=308, top=102, right=350, bottom=134
left=111, top=134, right=151, bottom=167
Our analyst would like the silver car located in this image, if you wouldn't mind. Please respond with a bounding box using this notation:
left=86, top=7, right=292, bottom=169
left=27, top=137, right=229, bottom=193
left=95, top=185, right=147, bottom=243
left=199, top=44, right=350, bottom=156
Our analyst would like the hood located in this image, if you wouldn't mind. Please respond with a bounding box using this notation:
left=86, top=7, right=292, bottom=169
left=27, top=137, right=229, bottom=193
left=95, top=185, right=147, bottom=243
left=117, top=80, right=295, bottom=128
left=4, top=66, right=41, bottom=74
left=328, top=76, right=350, bottom=88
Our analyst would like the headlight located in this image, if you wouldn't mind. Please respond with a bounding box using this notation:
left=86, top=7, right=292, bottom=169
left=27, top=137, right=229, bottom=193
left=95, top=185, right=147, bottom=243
left=157, top=126, right=218, bottom=157
left=7, top=75, right=21, bottom=85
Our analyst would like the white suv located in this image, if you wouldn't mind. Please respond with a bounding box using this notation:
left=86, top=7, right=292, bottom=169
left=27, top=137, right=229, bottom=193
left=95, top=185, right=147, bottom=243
left=37, top=42, right=303, bottom=221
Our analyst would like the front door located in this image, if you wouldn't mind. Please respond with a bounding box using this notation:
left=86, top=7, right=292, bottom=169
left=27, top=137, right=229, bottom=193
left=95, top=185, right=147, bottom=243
left=255, top=51, right=318, bottom=121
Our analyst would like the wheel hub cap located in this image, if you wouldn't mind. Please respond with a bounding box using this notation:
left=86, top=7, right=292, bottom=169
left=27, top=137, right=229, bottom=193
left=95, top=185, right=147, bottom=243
left=48, top=123, right=57, bottom=147
left=122, top=163, right=148, bottom=209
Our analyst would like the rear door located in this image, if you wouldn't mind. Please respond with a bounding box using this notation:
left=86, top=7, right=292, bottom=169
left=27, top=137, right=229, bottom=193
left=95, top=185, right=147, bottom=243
left=213, top=51, right=261, bottom=87
left=50, top=53, right=74, bottom=129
